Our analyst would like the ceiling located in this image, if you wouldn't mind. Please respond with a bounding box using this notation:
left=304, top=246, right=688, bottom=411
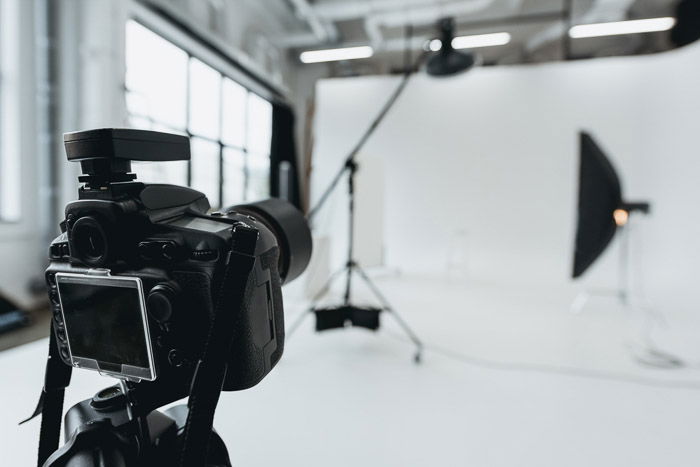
left=269, top=0, right=681, bottom=75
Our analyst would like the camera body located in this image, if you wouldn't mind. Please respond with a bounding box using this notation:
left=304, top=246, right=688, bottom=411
left=46, top=129, right=311, bottom=406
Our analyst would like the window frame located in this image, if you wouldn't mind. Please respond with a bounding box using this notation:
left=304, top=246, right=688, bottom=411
left=125, top=4, right=276, bottom=208
left=0, top=0, right=26, bottom=225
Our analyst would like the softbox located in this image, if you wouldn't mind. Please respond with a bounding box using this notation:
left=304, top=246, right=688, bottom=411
left=572, top=132, right=623, bottom=278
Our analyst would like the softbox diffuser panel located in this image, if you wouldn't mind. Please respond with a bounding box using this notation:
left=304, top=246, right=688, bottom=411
left=572, top=132, right=622, bottom=278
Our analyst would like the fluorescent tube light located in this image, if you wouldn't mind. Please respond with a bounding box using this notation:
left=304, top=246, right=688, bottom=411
left=452, top=32, right=511, bottom=49
left=569, top=17, right=676, bottom=39
left=300, top=46, right=373, bottom=64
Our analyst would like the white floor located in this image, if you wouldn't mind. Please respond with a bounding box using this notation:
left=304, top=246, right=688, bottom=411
left=2, top=274, right=700, bottom=466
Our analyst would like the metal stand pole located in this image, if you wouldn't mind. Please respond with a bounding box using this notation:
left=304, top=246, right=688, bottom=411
left=569, top=216, right=683, bottom=368
left=288, top=55, right=428, bottom=362
left=288, top=162, right=424, bottom=363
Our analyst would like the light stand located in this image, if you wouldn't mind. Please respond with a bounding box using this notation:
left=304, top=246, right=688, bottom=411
left=287, top=60, right=426, bottom=363
left=570, top=206, right=683, bottom=369
left=289, top=18, right=476, bottom=362
left=570, top=219, right=633, bottom=313
left=288, top=156, right=424, bottom=363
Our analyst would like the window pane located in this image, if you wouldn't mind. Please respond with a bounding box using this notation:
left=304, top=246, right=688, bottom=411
left=125, top=20, right=188, bottom=130
left=247, top=93, right=272, bottom=155
left=132, top=161, right=188, bottom=186
left=127, top=113, right=152, bottom=130
left=222, top=147, right=245, bottom=207
left=221, top=78, right=246, bottom=148
left=189, top=58, right=221, bottom=140
left=190, top=137, right=220, bottom=208
left=246, top=153, right=270, bottom=201
left=0, top=147, right=21, bottom=221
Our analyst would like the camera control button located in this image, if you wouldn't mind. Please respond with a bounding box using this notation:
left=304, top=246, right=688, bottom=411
left=161, top=241, right=185, bottom=261
left=139, top=241, right=185, bottom=261
left=147, top=283, right=178, bottom=323
left=168, top=349, right=186, bottom=367
left=50, top=244, right=62, bottom=259
left=138, top=241, right=159, bottom=259
left=91, top=386, right=126, bottom=411
left=191, top=249, right=218, bottom=261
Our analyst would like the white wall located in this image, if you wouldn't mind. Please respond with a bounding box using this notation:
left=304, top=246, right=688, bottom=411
left=312, top=41, right=700, bottom=313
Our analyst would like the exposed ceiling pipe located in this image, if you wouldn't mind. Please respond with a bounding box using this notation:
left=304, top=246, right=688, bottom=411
left=286, top=0, right=339, bottom=44
left=282, top=0, right=526, bottom=52
left=313, top=0, right=445, bottom=22
left=279, top=0, right=496, bottom=49
left=280, top=32, right=324, bottom=48
left=525, top=0, right=635, bottom=52
left=364, top=0, right=496, bottom=49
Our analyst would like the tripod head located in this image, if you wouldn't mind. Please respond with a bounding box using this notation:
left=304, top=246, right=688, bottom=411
left=43, top=383, right=232, bottom=467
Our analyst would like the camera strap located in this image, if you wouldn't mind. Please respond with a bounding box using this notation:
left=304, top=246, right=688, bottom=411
left=21, top=324, right=73, bottom=466
left=179, top=222, right=259, bottom=467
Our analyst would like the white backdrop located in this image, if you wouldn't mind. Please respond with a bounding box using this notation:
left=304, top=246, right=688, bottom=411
left=311, top=41, right=700, bottom=314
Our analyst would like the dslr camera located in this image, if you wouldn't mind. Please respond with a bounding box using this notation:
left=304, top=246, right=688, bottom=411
left=37, top=128, right=311, bottom=466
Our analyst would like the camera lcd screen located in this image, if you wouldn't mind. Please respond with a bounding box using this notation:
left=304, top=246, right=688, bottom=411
left=55, top=273, right=156, bottom=381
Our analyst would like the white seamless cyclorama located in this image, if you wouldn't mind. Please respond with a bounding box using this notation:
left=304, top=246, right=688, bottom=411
left=312, top=40, right=700, bottom=316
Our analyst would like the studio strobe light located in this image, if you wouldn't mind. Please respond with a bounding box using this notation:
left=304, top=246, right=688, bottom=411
left=571, top=131, right=682, bottom=368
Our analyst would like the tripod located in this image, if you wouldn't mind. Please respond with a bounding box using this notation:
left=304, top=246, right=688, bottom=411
left=570, top=213, right=683, bottom=369
left=42, top=381, right=232, bottom=466
left=288, top=160, right=424, bottom=363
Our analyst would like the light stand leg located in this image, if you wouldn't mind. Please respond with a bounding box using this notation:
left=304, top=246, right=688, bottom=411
left=570, top=218, right=683, bottom=368
left=618, top=224, right=630, bottom=306
left=300, top=137, right=426, bottom=363
left=354, top=265, right=424, bottom=363
left=619, top=220, right=682, bottom=368
left=287, top=265, right=347, bottom=337
left=570, top=291, right=590, bottom=314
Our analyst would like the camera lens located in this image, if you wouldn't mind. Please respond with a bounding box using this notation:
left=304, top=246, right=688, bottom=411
left=71, top=216, right=110, bottom=266
left=231, top=199, right=312, bottom=284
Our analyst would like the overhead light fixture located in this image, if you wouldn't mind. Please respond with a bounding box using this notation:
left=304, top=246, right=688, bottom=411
left=452, top=32, right=511, bottom=49
left=428, top=32, right=511, bottom=52
left=569, top=17, right=676, bottom=39
left=299, top=45, right=373, bottom=64
left=426, top=18, right=476, bottom=77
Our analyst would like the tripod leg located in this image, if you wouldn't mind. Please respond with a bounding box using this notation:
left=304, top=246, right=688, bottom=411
left=287, top=266, right=347, bottom=337
left=353, top=265, right=424, bottom=363
left=570, top=291, right=590, bottom=314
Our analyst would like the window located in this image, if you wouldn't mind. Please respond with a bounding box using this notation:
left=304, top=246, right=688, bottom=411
left=0, top=1, right=21, bottom=222
left=124, top=20, right=272, bottom=209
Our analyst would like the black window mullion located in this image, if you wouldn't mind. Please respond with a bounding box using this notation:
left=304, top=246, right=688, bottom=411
left=185, top=54, right=192, bottom=187
left=218, top=76, right=224, bottom=209
left=242, top=91, right=250, bottom=201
